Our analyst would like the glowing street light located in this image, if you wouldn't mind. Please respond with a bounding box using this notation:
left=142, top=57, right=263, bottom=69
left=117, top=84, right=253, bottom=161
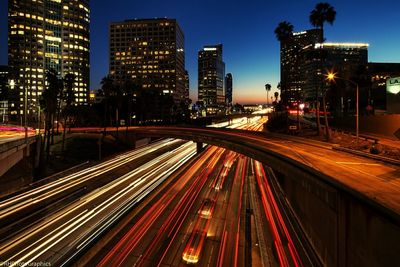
left=326, top=71, right=359, bottom=144
left=327, top=72, right=336, bottom=80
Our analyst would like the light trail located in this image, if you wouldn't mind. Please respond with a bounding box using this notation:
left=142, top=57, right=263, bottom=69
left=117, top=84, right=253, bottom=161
left=0, top=139, right=181, bottom=220
left=0, top=142, right=197, bottom=266
left=216, top=156, right=247, bottom=267
left=254, top=160, right=302, bottom=267
left=97, top=146, right=221, bottom=266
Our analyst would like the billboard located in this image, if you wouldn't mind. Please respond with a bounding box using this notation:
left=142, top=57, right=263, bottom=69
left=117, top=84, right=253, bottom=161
left=387, top=77, right=400, bottom=114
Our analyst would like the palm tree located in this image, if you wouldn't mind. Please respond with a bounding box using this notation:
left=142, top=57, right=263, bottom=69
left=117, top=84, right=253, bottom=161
left=100, top=75, right=114, bottom=131
left=274, top=21, right=294, bottom=42
left=274, top=91, right=279, bottom=102
left=310, top=2, right=336, bottom=139
left=41, top=69, right=62, bottom=163
left=61, top=73, right=75, bottom=152
left=309, top=2, right=336, bottom=39
left=122, top=80, right=138, bottom=126
left=274, top=21, right=294, bottom=106
left=265, top=84, right=271, bottom=106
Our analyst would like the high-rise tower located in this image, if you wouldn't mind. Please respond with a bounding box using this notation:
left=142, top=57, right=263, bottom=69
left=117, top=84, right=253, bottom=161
left=109, top=18, right=186, bottom=104
left=8, top=0, right=90, bottom=122
left=198, top=44, right=225, bottom=108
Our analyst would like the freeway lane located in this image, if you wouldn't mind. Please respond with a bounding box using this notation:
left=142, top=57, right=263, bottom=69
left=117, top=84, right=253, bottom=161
left=253, top=135, right=400, bottom=212
left=120, top=126, right=400, bottom=216
left=0, top=139, right=185, bottom=230
left=0, top=142, right=197, bottom=266
left=82, top=117, right=294, bottom=267
left=216, top=156, right=246, bottom=267
left=93, top=146, right=224, bottom=266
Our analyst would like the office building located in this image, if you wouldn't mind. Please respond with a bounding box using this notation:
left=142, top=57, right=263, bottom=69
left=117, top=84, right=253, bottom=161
left=279, top=29, right=322, bottom=105
left=8, top=0, right=90, bottom=122
left=184, top=70, right=190, bottom=102
left=109, top=18, right=186, bottom=104
left=0, top=66, right=9, bottom=123
left=225, top=73, right=232, bottom=105
left=301, top=42, right=368, bottom=115
left=301, top=42, right=368, bottom=98
left=198, top=44, right=225, bottom=111
left=0, top=66, right=9, bottom=100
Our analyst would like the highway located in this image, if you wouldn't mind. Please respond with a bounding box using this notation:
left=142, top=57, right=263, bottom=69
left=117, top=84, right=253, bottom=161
left=116, top=124, right=400, bottom=215
left=0, top=139, right=199, bottom=266
left=0, top=126, right=36, bottom=144
left=2, top=114, right=396, bottom=266
left=1, top=117, right=276, bottom=267
left=74, top=117, right=310, bottom=266
left=0, top=139, right=187, bottom=229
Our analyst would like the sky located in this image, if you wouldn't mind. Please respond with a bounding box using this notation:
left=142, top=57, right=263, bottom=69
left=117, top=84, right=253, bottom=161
left=1, top=0, right=399, bottom=104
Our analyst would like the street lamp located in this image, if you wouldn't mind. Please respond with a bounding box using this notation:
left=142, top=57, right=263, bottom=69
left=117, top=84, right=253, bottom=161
left=326, top=71, right=359, bottom=144
left=24, top=84, right=28, bottom=143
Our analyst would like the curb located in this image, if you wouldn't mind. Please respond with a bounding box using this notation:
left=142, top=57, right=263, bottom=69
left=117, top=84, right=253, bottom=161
left=332, top=145, right=400, bottom=166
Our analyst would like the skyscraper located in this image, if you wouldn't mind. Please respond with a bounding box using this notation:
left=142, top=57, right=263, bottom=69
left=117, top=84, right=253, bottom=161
left=8, top=0, right=90, bottom=122
left=279, top=29, right=322, bottom=105
left=0, top=66, right=9, bottom=101
left=109, top=18, right=186, bottom=104
left=184, top=70, right=190, bottom=102
left=198, top=44, right=225, bottom=110
left=301, top=42, right=368, bottom=103
left=0, top=66, right=9, bottom=123
left=225, top=73, right=232, bottom=105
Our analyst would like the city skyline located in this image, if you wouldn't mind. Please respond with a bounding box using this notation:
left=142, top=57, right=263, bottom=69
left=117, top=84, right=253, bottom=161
left=1, top=0, right=400, bottom=104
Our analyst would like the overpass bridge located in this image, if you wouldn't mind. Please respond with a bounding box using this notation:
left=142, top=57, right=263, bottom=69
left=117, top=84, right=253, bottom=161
left=1, top=125, right=399, bottom=266
left=0, top=136, right=37, bottom=177
left=76, top=125, right=400, bottom=267
left=192, top=112, right=269, bottom=125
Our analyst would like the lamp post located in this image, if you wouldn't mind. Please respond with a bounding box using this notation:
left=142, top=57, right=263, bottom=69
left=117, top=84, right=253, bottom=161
left=326, top=72, right=359, bottom=144
left=24, top=84, right=28, bottom=143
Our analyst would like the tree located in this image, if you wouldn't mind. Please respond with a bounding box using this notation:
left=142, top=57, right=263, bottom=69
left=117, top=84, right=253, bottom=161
left=100, top=75, right=114, bottom=131
left=309, top=2, right=336, bottom=37
left=274, top=21, right=294, bottom=42
left=265, top=84, right=271, bottom=106
left=274, top=21, right=294, bottom=106
left=274, top=91, right=279, bottom=102
left=121, top=80, right=139, bottom=126
left=61, top=73, right=75, bottom=152
left=40, top=69, right=63, bottom=163
left=310, top=2, right=336, bottom=140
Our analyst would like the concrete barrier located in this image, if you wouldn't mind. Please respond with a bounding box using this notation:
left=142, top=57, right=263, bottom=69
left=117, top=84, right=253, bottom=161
left=0, top=136, right=36, bottom=177
left=330, top=114, right=400, bottom=139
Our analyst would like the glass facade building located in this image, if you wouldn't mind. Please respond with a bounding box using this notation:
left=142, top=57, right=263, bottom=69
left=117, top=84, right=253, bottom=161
left=280, top=29, right=322, bottom=105
left=8, top=0, right=90, bottom=122
left=0, top=66, right=9, bottom=100
left=300, top=42, right=369, bottom=116
left=109, top=18, right=187, bottom=104
left=301, top=42, right=368, bottom=102
left=184, top=70, right=190, bottom=101
left=198, top=44, right=225, bottom=107
left=0, top=66, right=9, bottom=123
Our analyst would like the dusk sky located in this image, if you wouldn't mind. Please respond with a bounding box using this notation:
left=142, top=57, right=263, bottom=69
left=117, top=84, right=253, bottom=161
left=1, top=0, right=399, bottom=104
